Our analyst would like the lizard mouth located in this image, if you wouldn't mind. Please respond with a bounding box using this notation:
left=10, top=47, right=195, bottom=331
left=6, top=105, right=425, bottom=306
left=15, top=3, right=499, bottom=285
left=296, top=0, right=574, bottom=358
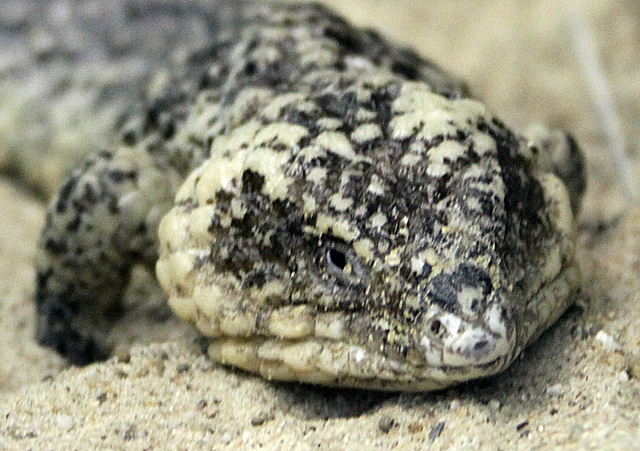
left=204, top=260, right=580, bottom=392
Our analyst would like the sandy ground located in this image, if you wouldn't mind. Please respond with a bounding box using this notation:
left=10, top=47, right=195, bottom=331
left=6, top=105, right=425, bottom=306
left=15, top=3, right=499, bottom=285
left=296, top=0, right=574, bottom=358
left=1, top=0, right=639, bottom=449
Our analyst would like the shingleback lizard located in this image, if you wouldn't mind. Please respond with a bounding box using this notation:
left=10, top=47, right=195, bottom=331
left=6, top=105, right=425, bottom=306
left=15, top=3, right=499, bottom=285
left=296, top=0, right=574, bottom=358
left=22, top=1, right=585, bottom=390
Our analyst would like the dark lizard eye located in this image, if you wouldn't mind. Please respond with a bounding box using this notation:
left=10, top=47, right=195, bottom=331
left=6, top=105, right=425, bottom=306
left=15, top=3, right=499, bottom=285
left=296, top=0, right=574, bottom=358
left=326, top=248, right=347, bottom=271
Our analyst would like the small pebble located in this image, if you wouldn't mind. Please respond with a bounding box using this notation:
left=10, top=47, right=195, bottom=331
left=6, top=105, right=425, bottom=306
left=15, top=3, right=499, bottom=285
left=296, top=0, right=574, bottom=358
left=546, top=383, right=563, bottom=396
left=250, top=412, right=273, bottom=426
left=123, top=425, right=137, bottom=440
left=114, top=351, right=131, bottom=363
left=176, top=363, right=190, bottom=373
left=377, top=416, right=395, bottom=433
left=595, top=330, right=621, bottom=352
left=488, top=399, right=501, bottom=412
left=428, top=421, right=445, bottom=441
left=617, top=371, right=630, bottom=383
left=56, top=414, right=74, bottom=431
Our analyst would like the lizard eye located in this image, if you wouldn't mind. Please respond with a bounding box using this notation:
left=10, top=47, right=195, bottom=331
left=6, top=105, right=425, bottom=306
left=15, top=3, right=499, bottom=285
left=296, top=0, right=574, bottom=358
left=326, top=248, right=347, bottom=272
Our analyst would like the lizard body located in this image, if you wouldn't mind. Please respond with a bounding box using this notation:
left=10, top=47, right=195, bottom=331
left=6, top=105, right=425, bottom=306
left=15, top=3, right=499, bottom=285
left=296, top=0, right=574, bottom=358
left=27, top=1, right=584, bottom=390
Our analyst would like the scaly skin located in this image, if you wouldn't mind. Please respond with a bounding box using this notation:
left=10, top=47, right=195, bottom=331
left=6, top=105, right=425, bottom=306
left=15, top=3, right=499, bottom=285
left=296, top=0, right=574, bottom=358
left=30, top=1, right=585, bottom=390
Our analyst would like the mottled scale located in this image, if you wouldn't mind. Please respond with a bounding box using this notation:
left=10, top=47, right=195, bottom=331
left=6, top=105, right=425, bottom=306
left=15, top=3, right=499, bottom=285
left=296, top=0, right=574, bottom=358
left=32, top=1, right=585, bottom=390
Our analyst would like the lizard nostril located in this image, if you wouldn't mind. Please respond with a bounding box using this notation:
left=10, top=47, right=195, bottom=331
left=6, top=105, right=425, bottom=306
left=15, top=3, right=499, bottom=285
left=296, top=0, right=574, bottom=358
left=430, top=319, right=443, bottom=335
left=473, top=339, right=489, bottom=351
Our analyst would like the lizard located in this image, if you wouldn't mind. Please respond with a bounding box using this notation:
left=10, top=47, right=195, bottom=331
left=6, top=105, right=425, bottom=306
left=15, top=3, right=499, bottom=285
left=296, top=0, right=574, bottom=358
left=21, top=1, right=585, bottom=391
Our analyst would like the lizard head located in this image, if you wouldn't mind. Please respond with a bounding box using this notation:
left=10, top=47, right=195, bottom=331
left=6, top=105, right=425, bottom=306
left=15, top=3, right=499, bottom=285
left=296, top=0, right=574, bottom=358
left=157, top=83, right=580, bottom=390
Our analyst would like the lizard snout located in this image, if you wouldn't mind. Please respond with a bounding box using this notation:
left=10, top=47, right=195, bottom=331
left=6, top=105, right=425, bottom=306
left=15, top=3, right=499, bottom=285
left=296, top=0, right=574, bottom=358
left=441, top=325, right=514, bottom=367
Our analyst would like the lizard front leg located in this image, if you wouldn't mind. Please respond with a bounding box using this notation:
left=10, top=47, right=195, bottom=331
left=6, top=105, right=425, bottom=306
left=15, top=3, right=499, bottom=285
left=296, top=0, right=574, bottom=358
left=35, top=144, right=181, bottom=364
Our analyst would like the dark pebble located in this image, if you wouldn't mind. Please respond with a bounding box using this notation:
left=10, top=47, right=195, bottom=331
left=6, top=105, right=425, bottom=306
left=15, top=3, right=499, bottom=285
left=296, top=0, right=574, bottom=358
left=378, top=416, right=395, bottom=434
left=428, top=421, right=445, bottom=441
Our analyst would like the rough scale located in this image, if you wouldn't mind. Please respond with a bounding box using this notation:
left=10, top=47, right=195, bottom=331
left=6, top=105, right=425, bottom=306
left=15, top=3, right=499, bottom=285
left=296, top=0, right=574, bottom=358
left=29, top=1, right=585, bottom=390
